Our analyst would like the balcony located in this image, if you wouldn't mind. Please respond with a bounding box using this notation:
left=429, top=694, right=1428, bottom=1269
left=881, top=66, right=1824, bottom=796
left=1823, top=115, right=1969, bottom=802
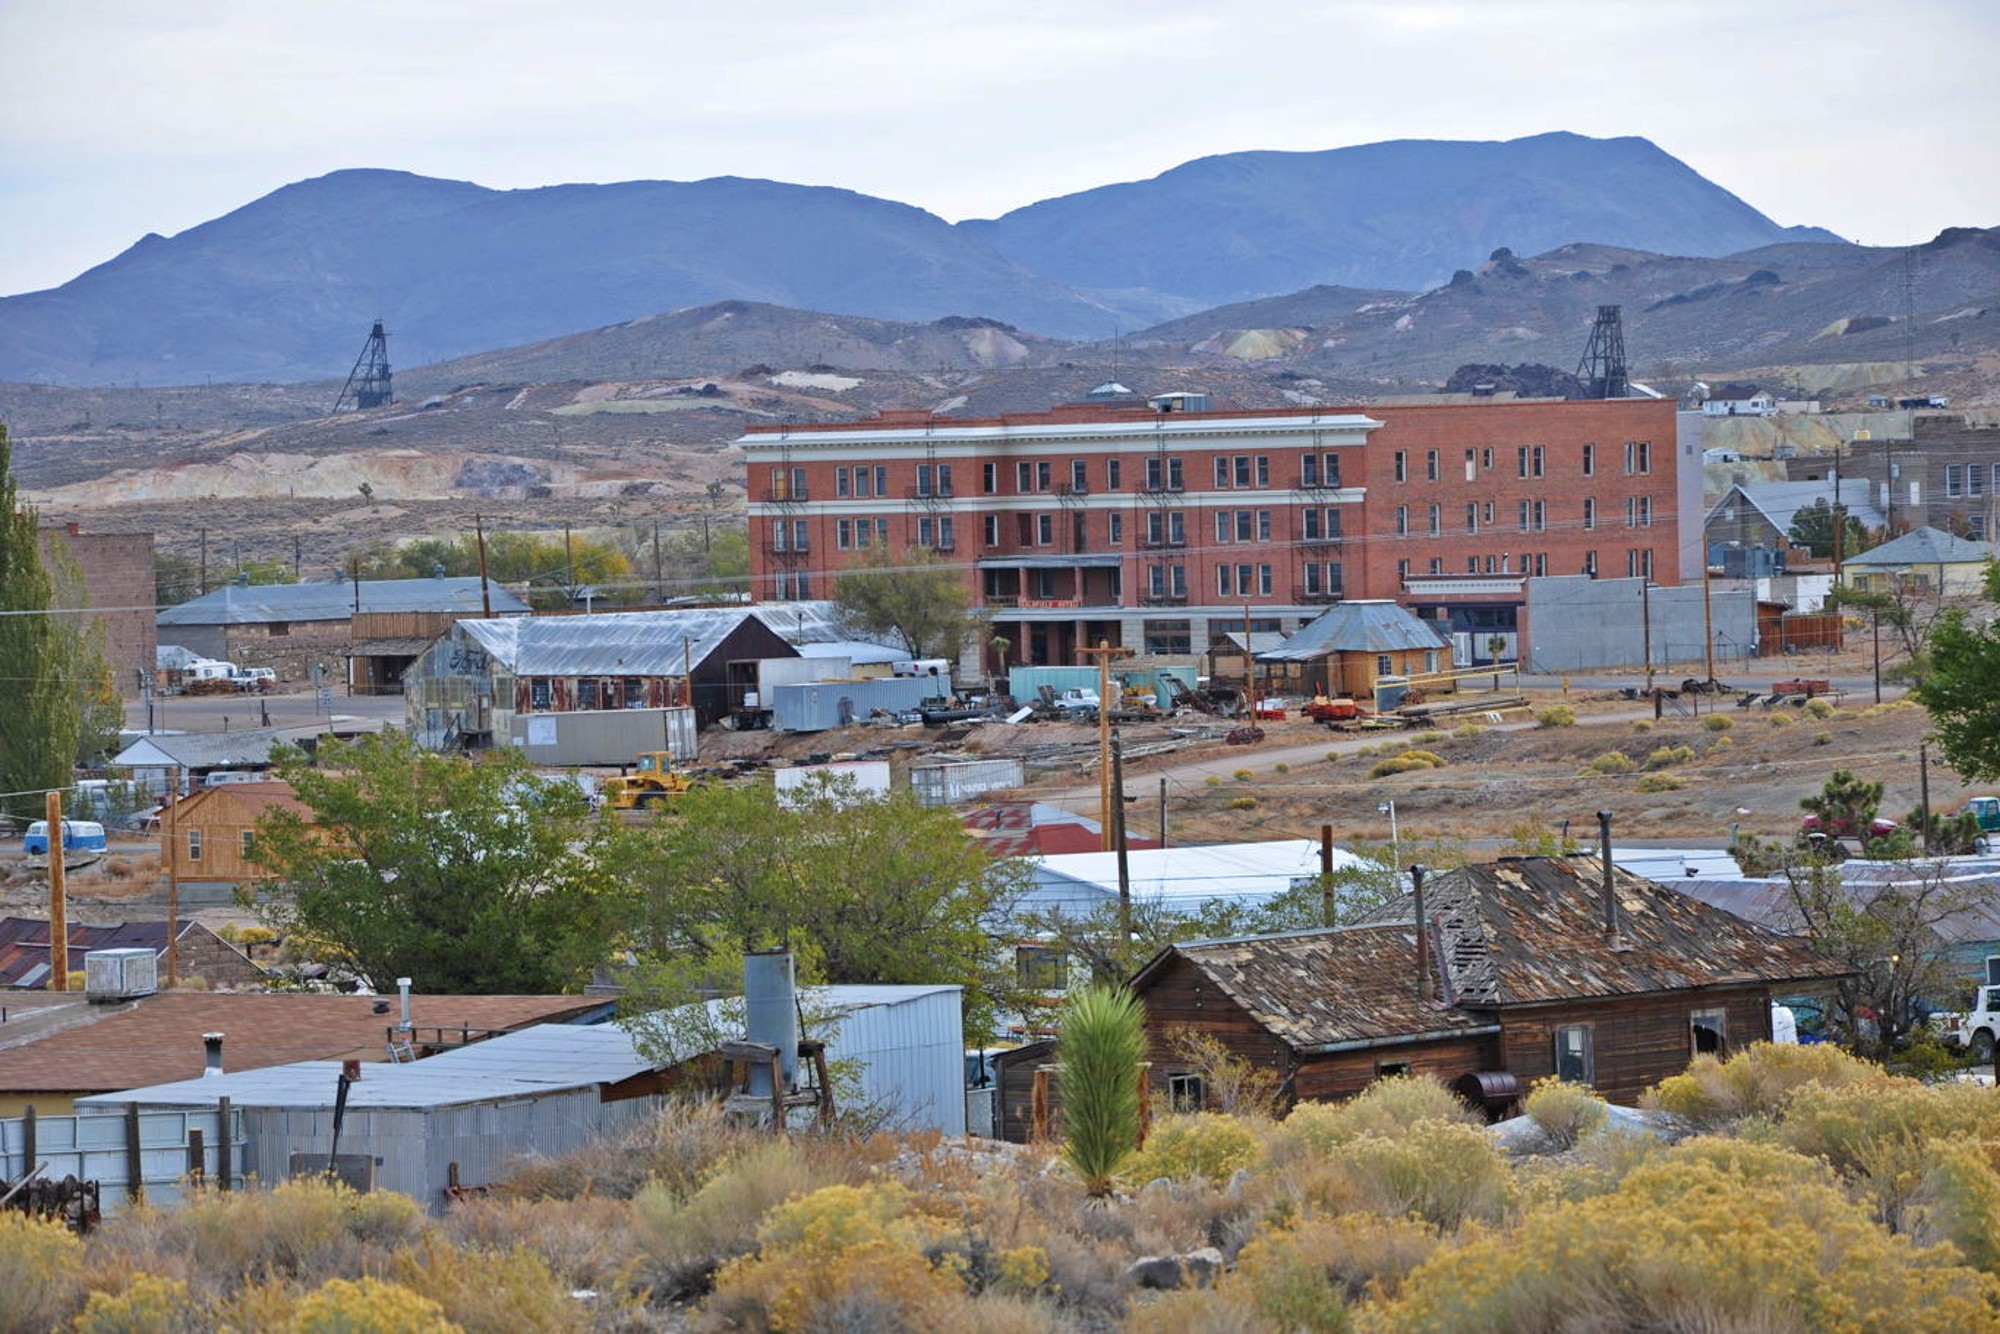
left=1293, top=586, right=1344, bottom=605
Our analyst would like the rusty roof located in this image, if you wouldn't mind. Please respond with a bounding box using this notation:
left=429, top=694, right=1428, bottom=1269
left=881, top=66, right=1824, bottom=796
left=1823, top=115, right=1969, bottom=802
left=0, top=992, right=607, bottom=1097
left=1140, top=855, right=1848, bottom=1051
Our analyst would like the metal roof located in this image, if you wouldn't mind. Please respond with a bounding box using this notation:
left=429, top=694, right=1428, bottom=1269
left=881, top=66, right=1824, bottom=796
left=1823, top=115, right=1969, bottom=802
left=160, top=578, right=529, bottom=626
left=1706, top=480, right=1884, bottom=536
left=1843, top=526, right=1998, bottom=569
left=1023, top=840, right=1366, bottom=914
left=80, top=984, right=961, bottom=1111
left=1675, top=861, right=2000, bottom=947
left=797, top=641, right=905, bottom=665
left=111, top=725, right=335, bottom=771
left=1257, top=601, right=1448, bottom=661
left=456, top=602, right=848, bottom=677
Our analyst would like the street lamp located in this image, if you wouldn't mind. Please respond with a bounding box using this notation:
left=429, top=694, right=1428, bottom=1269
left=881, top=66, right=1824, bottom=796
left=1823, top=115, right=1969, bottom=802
left=1378, top=800, right=1400, bottom=869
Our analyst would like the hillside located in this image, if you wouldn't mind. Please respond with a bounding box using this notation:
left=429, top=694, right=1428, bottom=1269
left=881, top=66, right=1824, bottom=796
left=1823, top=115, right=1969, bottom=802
left=964, top=132, right=1844, bottom=308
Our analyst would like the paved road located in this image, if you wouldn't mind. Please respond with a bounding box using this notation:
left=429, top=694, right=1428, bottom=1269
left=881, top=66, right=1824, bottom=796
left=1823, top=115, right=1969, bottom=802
left=122, top=688, right=406, bottom=736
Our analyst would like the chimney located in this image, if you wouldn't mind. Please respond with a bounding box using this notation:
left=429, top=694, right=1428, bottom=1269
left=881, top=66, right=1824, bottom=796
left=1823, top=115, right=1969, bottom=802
left=342, top=1058, right=362, bottom=1081
left=397, top=977, right=412, bottom=1031
left=65, top=521, right=81, bottom=536
left=202, top=1032, right=225, bottom=1077
left=1411, top=864, right=1430, bottom=1002
left=1597, top=810, right=1620, bottom=939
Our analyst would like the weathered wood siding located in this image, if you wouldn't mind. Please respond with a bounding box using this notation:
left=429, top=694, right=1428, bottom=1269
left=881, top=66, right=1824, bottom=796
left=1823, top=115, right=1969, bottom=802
left=1497, top=985, right=1773, bottom=1106
left=994, top=1040, right=1056, bottom=1145
left=1289, top=1035, right=1503, bottom=1104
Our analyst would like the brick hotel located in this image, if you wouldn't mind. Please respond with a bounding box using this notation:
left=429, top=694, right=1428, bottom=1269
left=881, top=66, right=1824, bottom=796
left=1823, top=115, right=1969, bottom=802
left=739, top=393, right=1692, bottom=674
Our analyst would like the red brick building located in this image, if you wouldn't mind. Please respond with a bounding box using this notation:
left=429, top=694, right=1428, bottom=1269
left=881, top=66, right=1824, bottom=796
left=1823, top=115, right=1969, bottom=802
left=39, top=523, right=156, bottom=698
left=739, top=395, right=1685, bottom=672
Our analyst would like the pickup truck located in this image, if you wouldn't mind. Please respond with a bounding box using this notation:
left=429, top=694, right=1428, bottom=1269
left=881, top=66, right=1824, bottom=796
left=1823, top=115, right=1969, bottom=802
left=1957, top=985, right=2000, bottom=1060
left=1964, top=797, right=2000, bottom=854
left=1049, top=687, right=1100, bottom=716
left=231, top=668, right=278, bottom=692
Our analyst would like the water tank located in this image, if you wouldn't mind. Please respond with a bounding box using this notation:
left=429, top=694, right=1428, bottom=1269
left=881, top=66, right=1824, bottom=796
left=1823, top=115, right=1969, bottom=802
left=85, top=947, right=158, bottom=1001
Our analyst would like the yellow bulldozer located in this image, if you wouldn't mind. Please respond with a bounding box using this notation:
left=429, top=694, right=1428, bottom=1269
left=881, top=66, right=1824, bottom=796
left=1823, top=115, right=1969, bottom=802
left=600, top=751, right=692, bottom=810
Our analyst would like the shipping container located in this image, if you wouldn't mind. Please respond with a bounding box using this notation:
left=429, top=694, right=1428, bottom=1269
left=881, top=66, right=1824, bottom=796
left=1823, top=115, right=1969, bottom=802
left=770, top=677, right=931, bottom=732
left=910, top=757, right=1026, bottom=807
left=508, top=706, right=697, bottom=765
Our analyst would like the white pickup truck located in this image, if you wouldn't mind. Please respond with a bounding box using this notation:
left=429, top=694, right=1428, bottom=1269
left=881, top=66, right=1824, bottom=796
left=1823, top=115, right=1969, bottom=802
left=1956, top=985, right=2000, bottom=1060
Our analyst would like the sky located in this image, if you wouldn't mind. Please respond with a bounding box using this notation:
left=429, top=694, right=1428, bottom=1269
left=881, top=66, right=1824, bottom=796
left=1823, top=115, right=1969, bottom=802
left=2, top=0, right=1995, bottom=297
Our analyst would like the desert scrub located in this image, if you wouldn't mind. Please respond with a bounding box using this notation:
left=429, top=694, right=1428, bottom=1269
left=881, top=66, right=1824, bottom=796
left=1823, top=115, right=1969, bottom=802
left=1412, top=730, right=1449, bottom=745
left=1805, top=696, right=1836, bottom=718
left=1641, top=1040, right=1881, bottom=1128
left=1372, top=1148, right=2000, bottom=1334
left=1766, top=709, right=1794, bottom=727
left=1536, top=704, right=1576, bottom=727
left=1580, top=751, right=1636, bottom=776
left=1205, top=774, right=1222, bottom=787
left=1273, top=762, right=1290, bottom=774
left=290, top=1277, right=458, bottom=1334
left=1633, top=772, right=1684, bottom=792
left=1275, top=1076, right=1478, bottom=1155
left=1330, top=1121, right=1513, bottom=1228
left=1643, top=744, right=1695, bottom=770
left=1125, top=1113, right=1264, bottom=1187
left=0, top=1211, right=82, bottom=1334
left=1228, top=796, right=1258, bottom=810
left=632, top=1138, right=851, bottom=1299
left=1398, top=749, right=1445, bottom=768
left=1231, top=1212, right=1438, bottom=1330
left=1058, top=986, right=1147, bottom=1196
left=1233, top=768, right=1255, bottom=782
left=1701, top=713, right=1733, bottom=732
left=73, top=1276, right=204, bottom=1334
left=1630, top=718, right=1653, bottom=733
left=1368, top=757, right=1428, bottom=779
left=1524, top=1077, right=1609, bottom=1149
left=1451, top=723, right=1484, bottom=739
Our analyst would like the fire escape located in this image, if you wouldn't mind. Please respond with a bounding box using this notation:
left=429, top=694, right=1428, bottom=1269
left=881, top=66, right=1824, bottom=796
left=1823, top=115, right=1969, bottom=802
left=904, top=427, right=955, bottom=557
left=1292, top=423, right=1345, bottom=604
left=1138, top=413, right=1186, bottom=605
left=764, top=440, right=809, bottom=599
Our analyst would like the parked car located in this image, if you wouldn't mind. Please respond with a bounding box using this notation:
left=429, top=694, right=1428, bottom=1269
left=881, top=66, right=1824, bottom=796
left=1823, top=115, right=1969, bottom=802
left=1800, top=813, right=1899, bottom=840
left=231, top=668, right=277, bottom=692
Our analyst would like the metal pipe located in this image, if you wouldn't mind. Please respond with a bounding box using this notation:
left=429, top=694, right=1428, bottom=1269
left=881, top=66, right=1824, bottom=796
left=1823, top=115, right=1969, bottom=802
left=396, top=977, right=412, bottom=1031
left=1411, top=864, right=1429, bottom=1001
left=1598, top=810, right=1618, bottom=938
left=202, top=1032, right=224, bottom=1077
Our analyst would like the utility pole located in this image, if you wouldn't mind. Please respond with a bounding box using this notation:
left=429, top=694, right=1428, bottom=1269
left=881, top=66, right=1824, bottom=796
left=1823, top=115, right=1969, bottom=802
left=1320, top=824, right=1336, bottom=927
left=1701, top=555, right=1715, bottom=684
left=1158, top=776, right=1168, bottom=849
left=1077, top=640, right=1132, bottom=849
left=165, top=767, right=181, bottom=988
left=474, top=514, right=493, bottom=617
left=1111, top=730, right=1132, bottom=939
left=46, top=791, right=68, bottom=991
left=1920, top=742, right=1933, bottom=854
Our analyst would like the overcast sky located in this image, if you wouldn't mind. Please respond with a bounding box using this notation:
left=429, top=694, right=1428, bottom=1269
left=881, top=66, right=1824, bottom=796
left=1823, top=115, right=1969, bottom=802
left=2, top=0, right=1994, bottom=297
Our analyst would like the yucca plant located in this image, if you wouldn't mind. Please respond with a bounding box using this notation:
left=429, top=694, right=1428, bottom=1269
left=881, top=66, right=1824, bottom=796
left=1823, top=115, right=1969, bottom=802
left=1058, top=985, right=1147, bottom=1196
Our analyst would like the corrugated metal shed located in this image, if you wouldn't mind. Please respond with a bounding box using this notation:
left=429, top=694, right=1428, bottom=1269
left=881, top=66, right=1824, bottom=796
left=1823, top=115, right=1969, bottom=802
left=457, top=601, right=849, bottom=678
left=1019, top=840, right=1364, bottom=916
left=771, top=676, right=931, bottom=731
left=1257, top=601, right=1448, bottom=661
left=161, top=578, right=529, bottom=626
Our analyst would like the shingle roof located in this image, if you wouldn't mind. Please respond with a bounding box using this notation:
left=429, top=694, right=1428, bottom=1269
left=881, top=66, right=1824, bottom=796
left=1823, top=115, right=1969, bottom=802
left=1708, top=480, right=1885, bottom=536
left=1140, top=856, right=1849, bottom=1051
left=0, top=919, right=254, bottom=990
left=160, top=578, right=529, bottom=626
left=1257, top=601, right=1448, bottom=661
left=0, top=992, right=607, bottom=1097
left=1842, top=526, right=1997, bottom=569
left=456, top=602, right=848, bottom=677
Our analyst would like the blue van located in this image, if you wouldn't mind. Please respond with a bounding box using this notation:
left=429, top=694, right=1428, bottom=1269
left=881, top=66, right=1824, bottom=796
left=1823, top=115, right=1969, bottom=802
left=23, top=820, right=108, bottom=860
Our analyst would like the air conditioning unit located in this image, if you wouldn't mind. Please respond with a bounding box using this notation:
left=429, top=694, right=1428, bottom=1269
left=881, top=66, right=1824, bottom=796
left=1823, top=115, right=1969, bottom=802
left=85, top=948, right=158, bottom=1001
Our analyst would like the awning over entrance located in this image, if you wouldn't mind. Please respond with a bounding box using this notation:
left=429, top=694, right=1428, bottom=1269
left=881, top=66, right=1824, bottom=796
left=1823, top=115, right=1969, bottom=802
left=977, top=554, right=1125, bottom=570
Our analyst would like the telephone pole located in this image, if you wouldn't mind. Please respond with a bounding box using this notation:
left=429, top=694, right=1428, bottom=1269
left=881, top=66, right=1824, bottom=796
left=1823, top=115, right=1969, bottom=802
left=1077, top=640, right=1133, bottom=849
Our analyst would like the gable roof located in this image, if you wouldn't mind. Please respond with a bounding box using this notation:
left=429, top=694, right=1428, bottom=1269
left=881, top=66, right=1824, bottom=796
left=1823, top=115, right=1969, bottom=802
left=1257, top=601, right=1448, bottom=662
left=1842, top=526, right=1996, bottom=569
left=453, top=602, right=848, bottom=677
left=167, top=780, right=310, bottom=826
left=112, top=726, right=338, bottom=771
left=1137, top=856, right=1847, bottom=1051
left=0, top=918, right=257, bottom=990
left=160, top=578, right=529, bottom=626
left=1707, top=480, right=1885, bottom=536
left=0, top=992, right=608, bottom=1097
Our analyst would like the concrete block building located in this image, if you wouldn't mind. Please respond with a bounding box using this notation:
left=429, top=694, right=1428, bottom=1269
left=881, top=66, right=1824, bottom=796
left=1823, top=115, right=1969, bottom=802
left=739, top=395, right=1687, bottom=674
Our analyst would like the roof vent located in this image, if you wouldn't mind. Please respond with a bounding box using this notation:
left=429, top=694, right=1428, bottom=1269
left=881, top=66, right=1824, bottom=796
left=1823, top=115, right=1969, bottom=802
left=84, top=947, right=157, bottom=1002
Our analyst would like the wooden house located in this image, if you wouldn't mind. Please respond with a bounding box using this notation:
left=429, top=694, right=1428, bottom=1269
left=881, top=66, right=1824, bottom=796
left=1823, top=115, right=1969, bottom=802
left=1254, top=600, right=1451, bottom=700
left=1128, top=855, right=1849, bottom=1110
left=162, top=782, right=313, bottom=890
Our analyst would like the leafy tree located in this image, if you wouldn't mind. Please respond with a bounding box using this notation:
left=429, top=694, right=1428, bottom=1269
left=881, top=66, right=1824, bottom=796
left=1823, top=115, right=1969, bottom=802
left=213, top=558, right=296, bottom=586
left=351, top=531, right=638, bottom=609
left=611, top=774, right=1023, bottom=1040
left=1800, top=768, right=1885, bottom=841
left=0, top=426, right=84, bottom=821
left=40, top=533, right=125, bottom=765
left=1829, top=578, right=1957, bottom=686
left=1788, top=504, right=1876, bottom=560
left=834, top=545, right=981, bottom=661
left=1057, top=986, right=1147, bottom=1195
left=251, top=733, right=621, bottom=993
left=154, top=553, right=204, bottom=606
left=1916, top=561, right=2000, bottom=782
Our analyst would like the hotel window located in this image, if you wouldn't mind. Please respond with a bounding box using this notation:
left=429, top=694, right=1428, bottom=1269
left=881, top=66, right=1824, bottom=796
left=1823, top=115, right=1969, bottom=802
left=1256, top=456, right=1270, bottom=486
left=1071, top=459, right=1088, bottom=492
left=983, top=515, right=999, bottom=547
left=836, top=468, right=851, bottom=498
left=1467, top=556, right=1480, bottom=573
left=1235, top=510, right=1254, bottom=542
left=1237, top=564, right=1254, bottom=596
left=1518, top=446, right=1530, bottom=478
left=875, top=518, right=890, bottom=544
left=1971, top=466, right=1986, bottom=498
left=1395, top=505, right=1408, bottom=535
left=1483, top=501, right=1495, bottom=523
left=1109, top=512, right=1123, bottom=544
left=1106, top=458, right=1122, bottom=491
left=1215, top=512, right=1231, bottom=544
left=1946, top=465, right=1964, bottom=498
left=916, top=463, right=935, bottom=497
left=1554, top=1025, right=1594, bottom=1083
left=1428, top=504, right=1441, bottom=536
left=1016, top=461, right=1032, bottom=492
left=1518, top=501, right=1531, bottom=533
left=1532, top=446, right=1545, bottom=477
left=1626, top=497, right=1639, bottom=528
left=1258, top=564, right=1273, bottom=595
left=1637, top=497, right=1653, bottom=527
left=1464, top=448, right=1477, bottom=481
left=1396, top=559, right=1411, bottom=581
left=1625, top=440, right=1652, bottom=475
left=1466, top=503, right=1479, bottom=534
left=1215, top=457, right=1231, bottom=488
left=1257, top=510, right=1272, bottom=541
left=1036, top=513, right=1054, bottom=545
left=854, top=467, right=873, bottom=499
left=1035, top=461, right=1052, bottom=492
left=1394, top=451, right=1408, bottom=482
left=1583, top=497, right=1596, bottom=531
left=1235, top=455, right=1253, bottom=487
left=1582, top=443, right=1596, bottom=477
left=1426, top=450, right=1440, bottom=481
left=1217, top=566, right=1234, bottom=597
left=1482, top=448, right=1494, bottom=469
left=1429, top=557, right=1444, bottom=575
left=1584, top=550, right=1598, bottom=576
left=854, top=521, right=871, bottom=549
left=1534, top=500, right=1547, bottom=532
left=836, top=519, right=852, bottom=549
left=982, top=462, right=997, bottom=494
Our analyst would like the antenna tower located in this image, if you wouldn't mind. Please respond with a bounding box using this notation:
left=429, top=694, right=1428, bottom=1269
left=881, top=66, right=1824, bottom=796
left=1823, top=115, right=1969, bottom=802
left=1574, top=305, right=1629, bottom=399
left=333, top=321, right=393, bottom=413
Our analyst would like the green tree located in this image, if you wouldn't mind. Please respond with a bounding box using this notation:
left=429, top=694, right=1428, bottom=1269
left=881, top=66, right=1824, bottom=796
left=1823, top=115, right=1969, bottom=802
left=611, top=773, right=1021, bottom=1040
left=351, top=531, right=638, bottom=608
left=214, top=558, right=296, bottom=586
left=1058, top=986, right=1147, bottom=1196
left=251, top=733, right=621, bottom=993
left=1800, top=768, right=1886, bottom=842
left=0, top=426, right=84, bottom=821
left=40, top=536, right=124, bottom=765
left=1789, top=504, right=1877, bottom=560
left=833, top=545, right=981, bottom=661
left=154, top=553, right=204, bottom=606
left=1916, top=562, right=2000, bottom=782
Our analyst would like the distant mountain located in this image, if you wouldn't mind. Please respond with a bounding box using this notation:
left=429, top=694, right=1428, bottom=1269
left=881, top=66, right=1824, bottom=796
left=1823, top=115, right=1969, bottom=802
left=963, top=133, right=1845, bottom=310
left=0, top=170, right=1116, bottom=386
left=0, top=135, right=1860, bottom=388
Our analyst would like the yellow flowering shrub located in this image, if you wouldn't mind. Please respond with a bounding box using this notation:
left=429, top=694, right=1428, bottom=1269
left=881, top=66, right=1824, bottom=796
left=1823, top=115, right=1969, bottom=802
left=1522, top=1077, right=1607, bottom=1148
left=0, top=1209, right=82, bottom=1334
left=1277, top=1077, right=1478, bottom=1154
left=1126, top=1113, right=1265, bottom=1186
left=1232, top=1212, right=1437, bottom=1331
left=289, top=1277, right=461, bottom=1334
left=73, top=1275, right=202, bottom=1334
left=1642, top=1040, right=1881, bottom=1127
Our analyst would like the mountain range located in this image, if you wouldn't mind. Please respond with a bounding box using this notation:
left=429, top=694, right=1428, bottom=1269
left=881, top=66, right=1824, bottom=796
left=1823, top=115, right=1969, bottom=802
left=0, top=133, right=1848, bottom=387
